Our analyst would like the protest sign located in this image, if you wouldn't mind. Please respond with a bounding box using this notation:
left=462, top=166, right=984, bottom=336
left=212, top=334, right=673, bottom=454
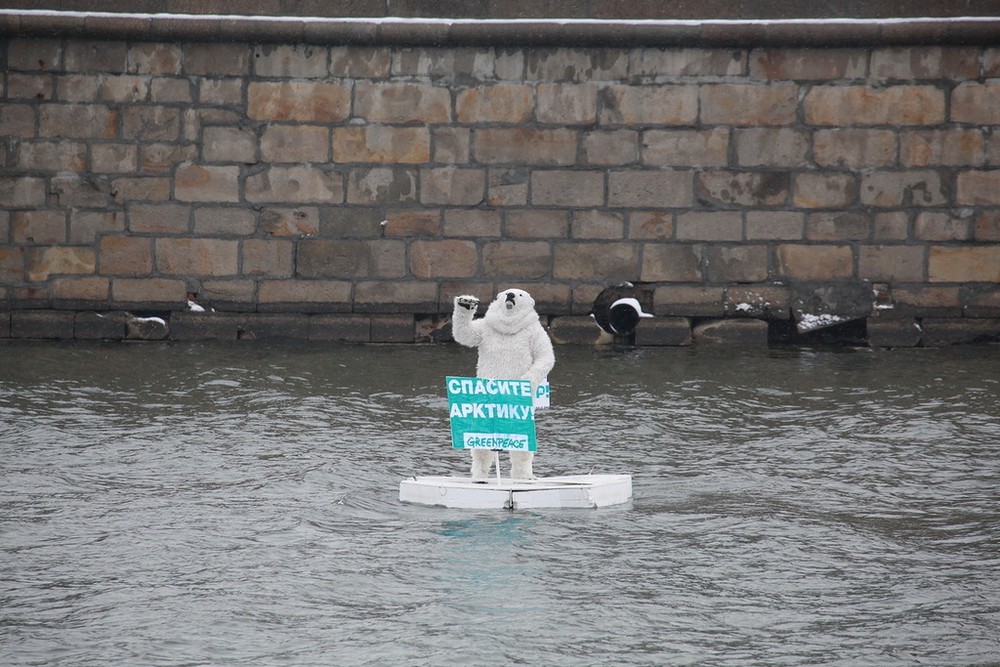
left=446, top=376, right=536, bottom=452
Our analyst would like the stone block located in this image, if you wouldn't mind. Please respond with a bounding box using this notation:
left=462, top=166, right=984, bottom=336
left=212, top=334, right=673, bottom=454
left=354, top=82, right=451, bottom=123
left=793, top=173, right=857, bottom=209
left=642, top=244, right=702, bottom=282
left=505, top=210, right=569, bottom=239
left=536, top=83, right=599, bottom=125
left=433, top=127, right=471, bottom=164
left=634, top=317, right=693, bottom=346
left=631, top=48, right=745, bottom=77
left=870, top=47, right=979, bottom=81
left=554, top=242, right=640, bottom=280
left=628, top=211, right=673, bottom=240
left=921, top=318, right=1000, bottom=346
left=892, top=286, right=962, bottom=317
left=247, top=81, right=350, bottom=122
left=956, top=171, right=1000, bottom=206
left=141, top=143, right=199, bottom=172
left=345, top=167, right=416, bottom=205
left=309, top=314, right=372, bottom=342
left=749, top=48, right=866, bottom=80
left=914, top=212, right=970, bottom=241
left=642, top=128, right=728, bottom=167
left=253, top=44, right=328, bottom=78
left=867, top=317, right=923, bottom=348
left=248, top=166, right=345, bottom=204
left=297, top=239, right=405, bottom=279
left=444, top=209, right=502, bottom=238
left=950, top=83, right=1000, bottom=124
left=860, top=171, right=947, bottom=208
left=99, top=235, right=153, bottom=275
left=75, top=311, right=126, bottom=340
left=806, top=212, right=871, bottom=241
left=874, top=212, right=910, bottom=241
left=257, top=280, right=352, bottom=312
left=813, top=129, right=897, bottom=169
left=745, top=211, right=804, bottom=240
left=149, top=78, right=192, bottom=103
left=548, top=316, right=608, bottom=345
left=127, top=203, right=190, bottom=234
left=0, top=104, right=35, bottom=138
left=333, top=126, right=430, bottom=164
left=91, top=143, right=138, bottom=173
left=242, top=238, right=294, bottom=277
left=168, top=312, right=244, bottom=341
left=804, top=85, right=945, bottom=126
left=184, top=43, right=249, bottom=76
left=735, top=128, right=809, bottom=167
left=49, top=174, right=111, bottom=208
left=0, top=247, right=26, bottom=284
left=725, top=285, right=790, bottom=319
left=700, top=83, right=798, bottom=125
left=0, top=177, right=46, bottom=207
left=9, top=73, right=53, bottom=100
left=928, top=246, right=1000, bottom=282
left=973, top=211, right=1000, bottom=241
left=487, top=167, right=529, bottom=206
left=330, top=46, right=392, bottom=78
left=609, top=170, right=693, bottom=208
left=704, top=245, right=769, bottom=282
left=0, top=312, right=9, bottom=338
left=51, top=277, right=109, bottom=305
left=198, top=280, right=256, bottom=310
left=675, top=212, right=743, bottom=241
left=381, top=210, right=440, bottom=237
left=353, top=280, right=438, bottom=313
left=776, top=245, right=854, bottom=280
left=420, top=167, right=486, bottom=206
left=175, top=164, right=239, bottom=203
left=900, top=129, right=985, bottom=167
left=203, top=126, right=258, bottom=163
left=155, top=238, right=239, bottom=276
left=371, top=314, right=415, bottom=343
left=127, top=43, right=182, bottom=74
left=474, top=128, right=577, bottom=166
left=964, top=287, right=1000, bottom=318
left=12, top=311, right=76, bottom=340
left=12, top=210, right=67, bottom=244
left=482, top=241, right=552, bottom=279
left=260, top=125, right=329, bottom=163
left=112, top=277, right=186, bottom=308
left=858, top=245, right=925, bottom=282
left=27, top=246, right=96, bottom=282
left=122, top=106, right=180, bottom=141
left=697, top=172, right=788, bottom=208
left=571, top=210, right=624, bottom=240
left=410, top=240, right=478, bottom=278
left=8, top=38, right=63, bottom=71
left=692, top=319, right=769, bottom=346
left=99, top=74, right=150, bottom=102
left=525, top=49, right=628, bottom=82
left=40, top=104, right=117, bottom=139
left=582, top=130, right=638, bottom=166
left=531, top=170, right=604, bottom=207
left=15, top=140, right=87, bottom=172
left=456, top=83, right=533, bottom=123
left=791, top=282, right=874, bottom=333
left=196, top=207, right=257, bottom=236
left=600, top=84, right=698, bottom=125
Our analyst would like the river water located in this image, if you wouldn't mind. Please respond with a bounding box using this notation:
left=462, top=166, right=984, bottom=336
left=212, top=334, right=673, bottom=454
left=1, top=340, right=998, bottom=666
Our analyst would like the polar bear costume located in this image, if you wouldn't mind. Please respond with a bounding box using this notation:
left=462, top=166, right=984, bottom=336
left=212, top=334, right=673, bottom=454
left=452, top=289, right=555, bottom=480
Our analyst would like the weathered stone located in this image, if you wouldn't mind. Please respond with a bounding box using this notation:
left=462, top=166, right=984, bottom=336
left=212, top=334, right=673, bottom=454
left=506, top=210, right=569, bottom=239
left=641, top=244, right=702, bottom=282
left=750, top=48, right=866, bottom=80
left=860, top=171, right=948, bottom=208
left=11, top=311, right=76, bottom=340
left=433, top=127, right=471, bottom=164
left=581, top=130, right=638, bottom=166
left=893, top=286, right=962, bottom=317
left=50, top=174, right=111, bottom=208
left=444, top=210, right=502, bottom=238
left=253, top=44, right=328, bottom=78
left=973, top=211, right=1000, bottom=241
left=51, top=277, right=109, bottom=304
left=0, top=104, right=34, bottom=138
left=345, top=167, right=416, bottom=205
left=91, top=143, right=138, bottom=173
left=155, top=238, right=239, bottom=276
left=15, top=141, right=87, bottom=172
left=381, top=210, right=440, bottom=237
left=258, top=208, right=318, bottom=237
left=333, top=126, right=430, bottom=164
left=874, top=212, right=910, bottom=241
left=950, top=83, right=1000, bottom=124
left=474, top=128, right=577, bottom=166
left=297, top=239, right=405, bottom=279
left=127, top=43, right=182, bottom=74
left=247, top=166, right=345, bottom=204
left=858, top=245, right=925, bottom=282
left=571, top=210, right=624, bottom=240
left=40, top=103, right=117, bottom=139
left=628, top=211, right=673, bottom=240
left=806, top=212, right=871, bottom=241
left=914, top=212, right=970, bottom=241
left=203, top=126, right=258, bottom=163
left=700, top=83, right=798, bottom=125
left=354, top=82, right=450, bottom=123
left=793, top=173, right=857, bottom=209
left=242, top=238, right=294, bottom=277
left=956, top=171, right=1000, bottom=205
left=0, top=247, right=25, bottom=284
left=900, top=129, right=985, bottom=167
left=198, top=280, right=256, bottom=309
left=871, top=47, right=979, bottom=81
left=692, top=319, right=769, bottom=346
left=122, top=106, right=180, bottom=141
left=421, top=167, right=486, bottom=206
left=609, top=170, right=693, bottom=208
left=735, top=128, right=809, bottom=167
left=128, top=203, right=190, bottom=234
left=776, top=245, right=854, bottom=280
left=8, top=38, right=63, bottom=71
left=487, top=167, right=529, bottom=206
left=531, top=170, right=604, bottom=207
left=482, top=241, right=552, bottom=279
left=141, top=143, right=199, bottom=173
left=791, top=282, right=874, bottom=333
left=12, top=210, right=66, bottom=244
left=928, top=246, right=1000, bottom=282
left=309, top=314, right=372, bottom=342
left=27, top=246, right=96, bottom=282
left=126, top=314, right=169, bottom=341
left=456, top=84, right=533, bottom=123
left=632, top=48, right=745, bottom=77
left=247, top=81, right=350, bottom=122
left=260, top=125, right=329, bottom=163
left=536, top=83, right=599, bottom=125
left=634, top=317, right=693, bottom=346
left=601, top=84, right=697, bottom=125
left=813, top=129, right=897, bottom=169
left=526, top=49, right=628, bottom=82
left=353, top=280, right=438, bottom=313
left=330, top=46, right=391, bottom=78
left=257, top=280, right=352, bottom=312
left=74, top=311, right=125, bottom=340
left=921, top=318, right=1000, bottom=346
left=675, top=212, right=743, bottom=241
left=195, top=208, right=257, bottom=236
left=696, top=172, right=788, bottom=208
left=410, top=240, right=478, bottom=278
left=184, top=43, right=249, bottom=76
left=112, top=177, right=171, bottom=203
left=0, top=177, right=46, bottom=207
left=554, top=242, right=640, bottom=280
left=725, top=285, right=790, bottom=319
left=99, top=74, right=150, bottom=102
left=548, top=316, right=609, bottom=345
left=745, top=211, right=804, bottom=240
left=149, top=78, right=192, bottom=103
left=805, top=85, right=945, bottom=125
left=371, top=314, right=415, bottom=343
left=175, top=164, right=239, bottom=203
left=99, top=235, right=153, bottom=275
left=867, top=317, right=923, bottom=348
left=111, top=278, right=185, bottom=307
left=642, top=128, right=728, bottom=167
left=704, top=245, right=769, bottom=282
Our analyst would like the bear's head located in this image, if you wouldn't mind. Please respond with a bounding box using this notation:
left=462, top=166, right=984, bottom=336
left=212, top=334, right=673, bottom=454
left=483, top=288, right=538, bottom=334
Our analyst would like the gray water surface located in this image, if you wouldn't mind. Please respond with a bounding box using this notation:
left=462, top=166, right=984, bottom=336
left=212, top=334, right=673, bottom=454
left=1, top=341, right=998, bottom=666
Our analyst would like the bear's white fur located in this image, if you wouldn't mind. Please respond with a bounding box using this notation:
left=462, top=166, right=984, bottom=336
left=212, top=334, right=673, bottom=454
left=452, top=289, right=555, bottom=479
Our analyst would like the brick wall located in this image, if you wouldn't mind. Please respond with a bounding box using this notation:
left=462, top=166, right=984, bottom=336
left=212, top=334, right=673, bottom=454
left=1, top=18, right=999, bottom=345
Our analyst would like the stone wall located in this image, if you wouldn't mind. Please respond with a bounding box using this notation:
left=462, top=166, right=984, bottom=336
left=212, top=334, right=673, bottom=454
left=1, top=13, right=999, bottom=345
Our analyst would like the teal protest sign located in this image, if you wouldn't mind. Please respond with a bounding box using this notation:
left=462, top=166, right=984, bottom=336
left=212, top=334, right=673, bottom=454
left=446, top=376, right=536, bottom=452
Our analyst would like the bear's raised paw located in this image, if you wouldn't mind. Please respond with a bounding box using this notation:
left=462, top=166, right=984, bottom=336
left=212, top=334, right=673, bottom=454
left=455, top=295, right=480, bottom=311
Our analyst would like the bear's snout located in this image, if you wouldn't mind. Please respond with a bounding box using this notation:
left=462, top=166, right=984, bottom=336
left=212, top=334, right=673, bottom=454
left=505, top=292, right=516, bottom=309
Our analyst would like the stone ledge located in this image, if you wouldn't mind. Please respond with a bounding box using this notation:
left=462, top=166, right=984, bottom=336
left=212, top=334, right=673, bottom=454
left=3, top=12, right=999, bottom=47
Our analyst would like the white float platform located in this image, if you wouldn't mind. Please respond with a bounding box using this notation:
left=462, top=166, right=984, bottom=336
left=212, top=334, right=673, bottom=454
left=399, top=474, right=632, bottom=510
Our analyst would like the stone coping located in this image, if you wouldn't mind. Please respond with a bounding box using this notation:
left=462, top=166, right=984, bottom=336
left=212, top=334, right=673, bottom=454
left=2, top=10, right=999, bottom=46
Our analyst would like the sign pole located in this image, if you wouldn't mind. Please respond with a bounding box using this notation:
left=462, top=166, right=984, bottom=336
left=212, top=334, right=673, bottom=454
left=493, top=449, right=501, bottom=484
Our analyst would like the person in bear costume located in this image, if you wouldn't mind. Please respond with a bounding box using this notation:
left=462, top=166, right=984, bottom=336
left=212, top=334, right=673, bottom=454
left=452, top=289, right=555, bottom=480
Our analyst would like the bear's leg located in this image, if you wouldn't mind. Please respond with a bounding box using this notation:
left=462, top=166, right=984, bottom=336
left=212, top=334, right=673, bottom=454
left=470, top=449, right=493, bottom=480
left=510, top=451, right=534, bottom=479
